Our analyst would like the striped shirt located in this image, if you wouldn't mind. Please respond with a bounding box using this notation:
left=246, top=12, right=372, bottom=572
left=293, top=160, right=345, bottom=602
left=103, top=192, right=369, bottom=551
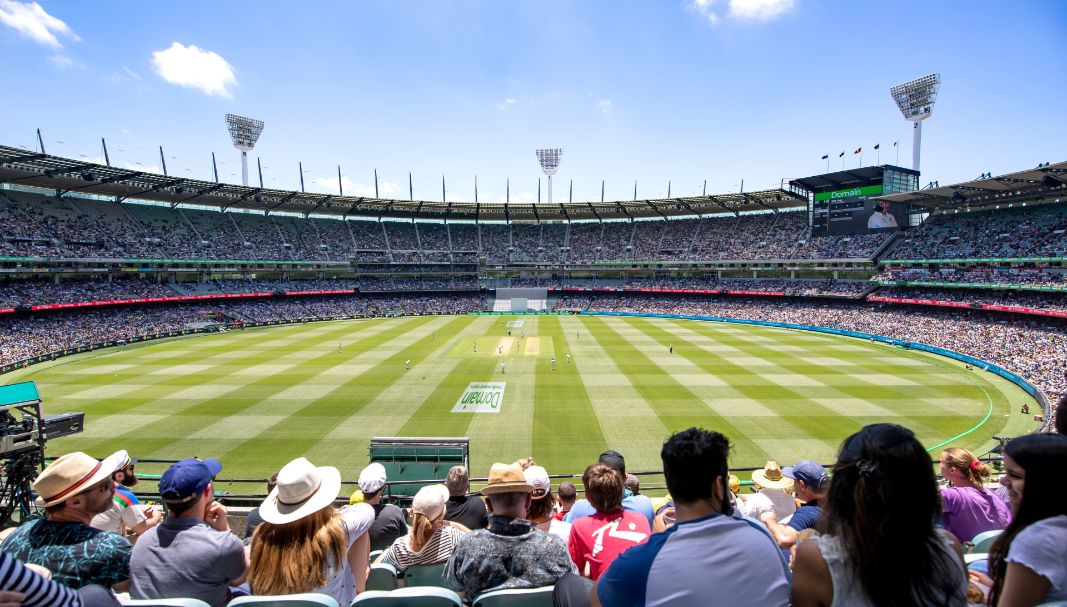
left=380, top=526, right=462, bottom=571
left=0, top=551, right=82, bottom=607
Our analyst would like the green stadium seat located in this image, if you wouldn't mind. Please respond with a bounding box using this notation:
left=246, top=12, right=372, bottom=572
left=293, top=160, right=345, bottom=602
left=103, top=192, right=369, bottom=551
left=352, top=588, right=462, bottom=607
left=228, top=594, right=339, bottom=607
left=400, top=563, right=448, bottom=588
left=968, top=529, right=1002, bottom=554
left=472, top=586, right=555, bottom=607
left=123, top=600, right=211, bottom=607
left=367, top=563, right=400, bottom=591
left=401, top=462, right=437, bottom=483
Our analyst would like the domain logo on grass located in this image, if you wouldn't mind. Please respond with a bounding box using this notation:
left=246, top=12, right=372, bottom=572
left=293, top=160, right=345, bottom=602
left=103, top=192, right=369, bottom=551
left=452, top=382, right=506, bottom=413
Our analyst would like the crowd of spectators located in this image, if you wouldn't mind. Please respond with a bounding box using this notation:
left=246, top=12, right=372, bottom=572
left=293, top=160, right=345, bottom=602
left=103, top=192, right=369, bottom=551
left=874, top=268, right=1067, bottom=288
left=888, top=203, right=1067, bottom=261
left=0, top=278, right=174, bottom=307
left=876, top=287, right=1067, bottom=314
left=555, top=293, right=1067, bottom=404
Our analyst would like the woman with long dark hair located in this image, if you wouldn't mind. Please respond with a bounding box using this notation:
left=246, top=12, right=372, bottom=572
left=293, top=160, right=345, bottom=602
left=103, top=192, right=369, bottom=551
left=985, top=433, right=1067, bottom=606
left=792, top=423, right=968, bottom=607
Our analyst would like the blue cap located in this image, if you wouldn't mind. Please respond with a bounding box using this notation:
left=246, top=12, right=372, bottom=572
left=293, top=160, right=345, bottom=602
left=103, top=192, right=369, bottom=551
left=159, top=458, right=222, bottom=503
left=782, top=460, right=829, bottom=490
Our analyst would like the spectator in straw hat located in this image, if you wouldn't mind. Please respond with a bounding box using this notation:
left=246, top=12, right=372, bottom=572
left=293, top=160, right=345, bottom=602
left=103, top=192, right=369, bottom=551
left=444, top=462, right=575, bottom=599
left=443, top=465, right=489, bottom=530
left=248, top=457, right=374, bottom=606
left=377, top=485, right=466, bottom=572
left=751, top=460, right=796, bottom=521
left=358, top=462, right=407, bottom=551
left=759, top=460, right=829, bottom=550
left=1, top=451, right=132, bottom=590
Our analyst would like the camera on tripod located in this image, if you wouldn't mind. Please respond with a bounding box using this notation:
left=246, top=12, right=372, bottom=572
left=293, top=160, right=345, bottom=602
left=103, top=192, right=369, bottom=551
left=0, top=381, right=84, bottom=526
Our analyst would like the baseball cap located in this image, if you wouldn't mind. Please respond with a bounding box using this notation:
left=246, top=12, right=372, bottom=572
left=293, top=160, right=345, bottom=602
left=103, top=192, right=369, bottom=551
left=159, top=458, right=222, bottom=503
left=412, top=485, right=449, bottom=520
left=525, top=466, right=550, bottom=499
left=358, top=462, right=387, bottom=493
left=782, top=460, right=829, bottom=490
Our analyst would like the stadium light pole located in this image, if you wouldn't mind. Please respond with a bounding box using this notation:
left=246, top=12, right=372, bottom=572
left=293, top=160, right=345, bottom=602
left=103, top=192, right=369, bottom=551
left=225, top=114, right=265, bottom=187
left=536, top=148, right=562, bottom=205
left=890, top=74, right=940, bottom=173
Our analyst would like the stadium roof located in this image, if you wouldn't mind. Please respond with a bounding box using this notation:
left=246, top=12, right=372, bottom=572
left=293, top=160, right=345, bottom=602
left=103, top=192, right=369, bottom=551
left=0, top=145, right=806, bottom=221
left=877, top=160, right=1067, bottom=211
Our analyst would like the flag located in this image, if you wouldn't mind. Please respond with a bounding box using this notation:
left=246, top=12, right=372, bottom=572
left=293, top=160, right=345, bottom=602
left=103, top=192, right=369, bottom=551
left=838, top=151, right=844, bottom=158
left=874, top=144, right=880, bottom=150
left=854, top=148, right=862, bottom=154
left=893, top=141, right=898, bottom=147
left=821, top=154, right=828, bottom=160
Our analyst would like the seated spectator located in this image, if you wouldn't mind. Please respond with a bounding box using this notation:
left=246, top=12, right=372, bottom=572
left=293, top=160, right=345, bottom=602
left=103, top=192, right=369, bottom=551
left=243, top=473, right=278, bottom=540
left=443, top=465, right=489, bottom=530
left=444, top=462, right=575, bottom=599
left=564, top=450, right=654, bottom=526
left=1056, top=394, right=1066, bottom=435
left=554, top=481, right=577, bottom=522
left=524, top=465, right=571, bottom=542
left=759, top=460, right=828, bottom=549
left=358, top=462, right=407, bottom=551
left=791, top=424, right=968, bottom=606
left=129, top=458, right=247, bottom=606
left=938, top=447, right=1011, bottom=543
left=569, top=463, right=650, bottom=581
left=983, top=433, right=1067, bottom=606
left=249, top=457, right=374, bottom=605
left=624, top=473, right=640, bottom=495
left=377, top=485, right=466, bottom=571
left=592, top=428, right=789, bottom=606
left=751, top=460, right=797, bottom=521
left=0, top=550, right=120, bottom=607
left=1, top=452, right=132, bottom=591
left=91, top=450, right=161, bottom=537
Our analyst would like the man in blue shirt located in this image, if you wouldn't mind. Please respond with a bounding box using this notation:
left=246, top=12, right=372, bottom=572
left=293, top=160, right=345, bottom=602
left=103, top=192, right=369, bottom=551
left=591, top=429, right=789, bottom=607
left=563, top=450, right=654, bottom=526
left=759, top=460, right=828, bottom=550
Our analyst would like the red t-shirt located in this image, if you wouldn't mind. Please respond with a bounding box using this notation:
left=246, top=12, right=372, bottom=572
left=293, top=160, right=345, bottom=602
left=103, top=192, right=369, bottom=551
left=568, top=509, right=651, bottom=580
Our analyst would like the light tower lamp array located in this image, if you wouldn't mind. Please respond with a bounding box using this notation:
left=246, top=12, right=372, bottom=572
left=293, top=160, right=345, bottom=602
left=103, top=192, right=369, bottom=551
left=536, top=148, right=563, bottom=205
left=889, top=73, right=940, bottom=174
left=225, top=114, right=265, bottom=187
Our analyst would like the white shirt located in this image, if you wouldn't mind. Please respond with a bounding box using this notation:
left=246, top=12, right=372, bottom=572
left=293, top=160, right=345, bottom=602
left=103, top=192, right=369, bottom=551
left=1007, top=515, right=1067, bottom=602
left=868, top=211, right=898, bottom=229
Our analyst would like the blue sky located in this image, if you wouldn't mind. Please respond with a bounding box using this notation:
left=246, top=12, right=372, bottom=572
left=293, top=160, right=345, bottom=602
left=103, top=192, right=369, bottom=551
left=1, top=0, right=1065, bottom=203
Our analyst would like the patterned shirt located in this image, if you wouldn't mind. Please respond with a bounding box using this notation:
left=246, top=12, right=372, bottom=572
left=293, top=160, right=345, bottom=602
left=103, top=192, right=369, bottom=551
left=444, top=515, right=575, bottom=598
left=1, top=519, right=132, bottom=589
left=0, top=550, right=82, bottom=607
left=380, top=525, right=462, bottom=571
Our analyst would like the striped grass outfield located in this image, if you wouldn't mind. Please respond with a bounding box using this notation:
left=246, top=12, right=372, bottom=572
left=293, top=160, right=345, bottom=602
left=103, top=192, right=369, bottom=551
left=3, top=314, right=1040, bottom=491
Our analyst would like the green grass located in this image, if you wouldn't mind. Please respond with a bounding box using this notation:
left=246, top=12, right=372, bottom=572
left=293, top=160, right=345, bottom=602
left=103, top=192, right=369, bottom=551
left=3, top=314, right=1040, bottom=493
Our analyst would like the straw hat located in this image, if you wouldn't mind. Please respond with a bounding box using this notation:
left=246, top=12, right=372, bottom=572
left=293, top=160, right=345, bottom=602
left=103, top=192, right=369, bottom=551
left=481, top=462, right=533, bottom=495
left=750, top=461, right=794, bottom=490
left=258, top=457, right=341, bottom=524
left=33, top=451, right=125, bottom=508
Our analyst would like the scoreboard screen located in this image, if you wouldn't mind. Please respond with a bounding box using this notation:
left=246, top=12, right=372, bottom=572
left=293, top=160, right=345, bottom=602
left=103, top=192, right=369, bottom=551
left=811, top=184, right=906, bottom=236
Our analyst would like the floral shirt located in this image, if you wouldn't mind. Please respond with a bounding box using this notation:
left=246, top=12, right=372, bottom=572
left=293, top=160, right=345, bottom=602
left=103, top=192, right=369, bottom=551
left=1, top=518, right=132, bottom=589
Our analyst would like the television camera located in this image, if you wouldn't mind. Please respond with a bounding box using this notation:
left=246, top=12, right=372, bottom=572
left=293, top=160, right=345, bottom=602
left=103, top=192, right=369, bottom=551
left=0, top=381, right=83, bottom=526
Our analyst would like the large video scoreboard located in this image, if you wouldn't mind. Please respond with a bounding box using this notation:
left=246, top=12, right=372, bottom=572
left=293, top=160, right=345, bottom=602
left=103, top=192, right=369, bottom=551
left=791, top=166, right=918, bottom=237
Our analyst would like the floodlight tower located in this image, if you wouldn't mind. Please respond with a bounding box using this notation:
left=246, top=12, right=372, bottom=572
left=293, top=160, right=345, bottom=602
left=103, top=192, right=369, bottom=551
left=225, top=114, right=265, bottom=186
left=889, top=73, right=940, bottom=173
left=536, top=148, right=563, bottom=205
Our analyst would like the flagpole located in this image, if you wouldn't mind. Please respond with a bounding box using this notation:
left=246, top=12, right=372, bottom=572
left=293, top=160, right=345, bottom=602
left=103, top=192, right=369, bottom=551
left=826, top=157, right=829, bottom=172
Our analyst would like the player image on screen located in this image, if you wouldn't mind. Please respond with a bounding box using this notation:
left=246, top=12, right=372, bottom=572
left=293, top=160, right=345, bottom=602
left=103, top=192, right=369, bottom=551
left=867, top=200, right=899, bottom=230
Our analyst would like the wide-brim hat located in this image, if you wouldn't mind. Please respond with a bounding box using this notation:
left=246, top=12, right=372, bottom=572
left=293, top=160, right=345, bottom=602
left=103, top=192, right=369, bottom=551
left=751, top=461, right=794, bottom=490
left=258, top=457, right=341, bottom=525
left=34, top=451, right=126, bottom=508
left=482, top=462, right=533, bottom=495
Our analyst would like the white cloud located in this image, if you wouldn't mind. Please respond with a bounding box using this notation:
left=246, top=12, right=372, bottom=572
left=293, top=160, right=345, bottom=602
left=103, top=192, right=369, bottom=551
left=496, top=97, right=518, bottom=110
left=48, top=53, right=80, bottom=69
left=689, top=0, right=793, bottom=24
left=110, top=65, right=142, bottom=85
left=122, top=162, right=162, bottom=174
left=596, top=99, right=613, bottom=113
left=151, top=42, right=237, bottom=98
left=0, top=0, right=78, bottom=48
left=728, top=0, right=794, bottom=21
left=122, top=65, right=141, bottom=80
